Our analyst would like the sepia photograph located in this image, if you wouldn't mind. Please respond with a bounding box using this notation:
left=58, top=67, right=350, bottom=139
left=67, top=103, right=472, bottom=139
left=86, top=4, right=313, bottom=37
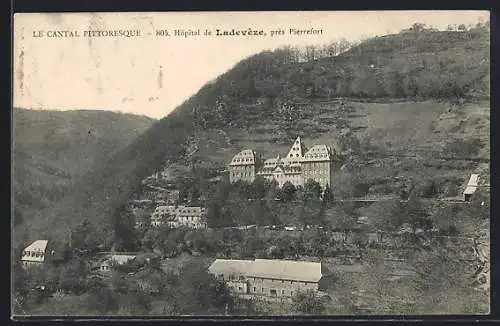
left=12, top=11, right=490, bottom=318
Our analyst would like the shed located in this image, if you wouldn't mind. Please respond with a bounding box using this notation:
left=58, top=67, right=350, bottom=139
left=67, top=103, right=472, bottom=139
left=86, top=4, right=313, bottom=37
left=463, top=174, right=480, bottom=201
left=463, top=186, right=478, bottom=201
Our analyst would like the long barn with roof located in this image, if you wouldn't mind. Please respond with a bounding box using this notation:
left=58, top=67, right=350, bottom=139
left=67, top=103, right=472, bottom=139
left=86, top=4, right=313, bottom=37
left=208, top=258, right=333, bottom=298
left=228, top=136, right=341, bottom=189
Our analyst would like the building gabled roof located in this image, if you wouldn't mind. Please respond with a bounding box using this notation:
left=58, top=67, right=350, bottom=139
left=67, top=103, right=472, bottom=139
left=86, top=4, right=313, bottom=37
left=209, top=259, right=254, bottom=276
left=467, top=174, right=480, bottom=187
left=21, top=240, right=49, bottom=262
left=463, top=186, right=477, bottom=195
left=251, top=259, right=327, bottom=282
left=229, top=149, right=257, bottom=166
left=303, top=145, right=332, bottom=162
left=23, top=240, right=48, bottom=253
left=110, top=254, right=137, bottom=265
left=285, top=136, right=306, bottom=160
left=208, top=258, right=329, bottom=283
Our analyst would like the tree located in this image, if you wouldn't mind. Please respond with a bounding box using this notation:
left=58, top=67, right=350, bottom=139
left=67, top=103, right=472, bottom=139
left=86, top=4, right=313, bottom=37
left=291, top=289, right=325, bottom=314
left=445, top=138, right=483, bottom=158
left=399, top=198, right=432, bottom=233
left=411, top=23, right=426, bottom=33
left=86, top=286, right=119, bottom=314
left=352, top=232, right=368, bottom=259
left=71, top=219, right=100, bottom=252
left=113, top=207, right=139, bottom=252
left=57, top=258, right=89, bottom=295
left=110, top=270, right=128, bottom=294
left=322, top=184, right=334, bottom=204
left=360, top=199, right=405, bottom=244
left=140, top=228, right=158, bottom=251
left=279, top=181, right=297, bottom=202
left=417, top=179, right=440, bottom=198
left=248, top=178, right=269, bottom=199
left=176, top=260, right=233, bottom=314
left=409, top=246, right=485, bottom=314
left=117, top=290, right=152, bottom=315
left=303, top=179, right=322, bottom=201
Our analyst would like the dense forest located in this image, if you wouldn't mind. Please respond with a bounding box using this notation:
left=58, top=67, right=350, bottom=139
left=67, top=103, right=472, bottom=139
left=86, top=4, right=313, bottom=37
left=13, top=109, right=155, bottom=229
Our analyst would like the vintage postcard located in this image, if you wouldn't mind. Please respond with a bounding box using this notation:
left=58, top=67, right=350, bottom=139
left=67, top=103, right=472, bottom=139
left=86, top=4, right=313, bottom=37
left=12, top=11, right=490, bottom=318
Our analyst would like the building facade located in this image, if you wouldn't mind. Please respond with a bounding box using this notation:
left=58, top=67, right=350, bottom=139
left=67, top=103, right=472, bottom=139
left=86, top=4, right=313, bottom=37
left=150, top=205, right=206, bottom=229
left=228, top=137, right=340, bottom=189
left=208, top=258, right=331, bottom=299
left=91, top=253, right=137, bottom=273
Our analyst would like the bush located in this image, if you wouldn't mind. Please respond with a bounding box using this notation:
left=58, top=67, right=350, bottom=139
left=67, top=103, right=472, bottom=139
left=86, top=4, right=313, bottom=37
left=291, top=289, right=325, bottom=314
left=445, top=138, right=483, bottom=158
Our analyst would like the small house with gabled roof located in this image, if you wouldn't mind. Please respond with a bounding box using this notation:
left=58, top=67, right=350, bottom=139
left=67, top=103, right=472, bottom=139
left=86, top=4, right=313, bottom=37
left=20, top=240, right=64, bottom=268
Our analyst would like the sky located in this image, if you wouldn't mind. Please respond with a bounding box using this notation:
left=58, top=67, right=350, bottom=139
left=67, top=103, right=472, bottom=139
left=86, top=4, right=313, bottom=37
left=13, top=11, right=489, bottom=119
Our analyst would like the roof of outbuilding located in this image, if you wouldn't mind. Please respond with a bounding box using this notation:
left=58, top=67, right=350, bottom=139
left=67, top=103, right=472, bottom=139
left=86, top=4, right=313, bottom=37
left=110, top=254, right=137, bottom=265
left=23, top=240, right=48, bottom=253
left=208, top=258, right=329, bottom=282
left=467, top=174, right=480, bottom=187
left=463, top=186, right=478, bottom=195
left=209, top=259, right=254, bottom=276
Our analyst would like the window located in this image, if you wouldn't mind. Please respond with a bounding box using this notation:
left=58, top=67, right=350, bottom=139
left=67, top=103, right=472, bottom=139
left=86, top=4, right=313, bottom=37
left=253, top=287, right=256, bottom=292
left=290, top=281, right=293, bottom=284
left=281, top=280, right=284, bottom=283
left=282, top=290, right=285, bottom=294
